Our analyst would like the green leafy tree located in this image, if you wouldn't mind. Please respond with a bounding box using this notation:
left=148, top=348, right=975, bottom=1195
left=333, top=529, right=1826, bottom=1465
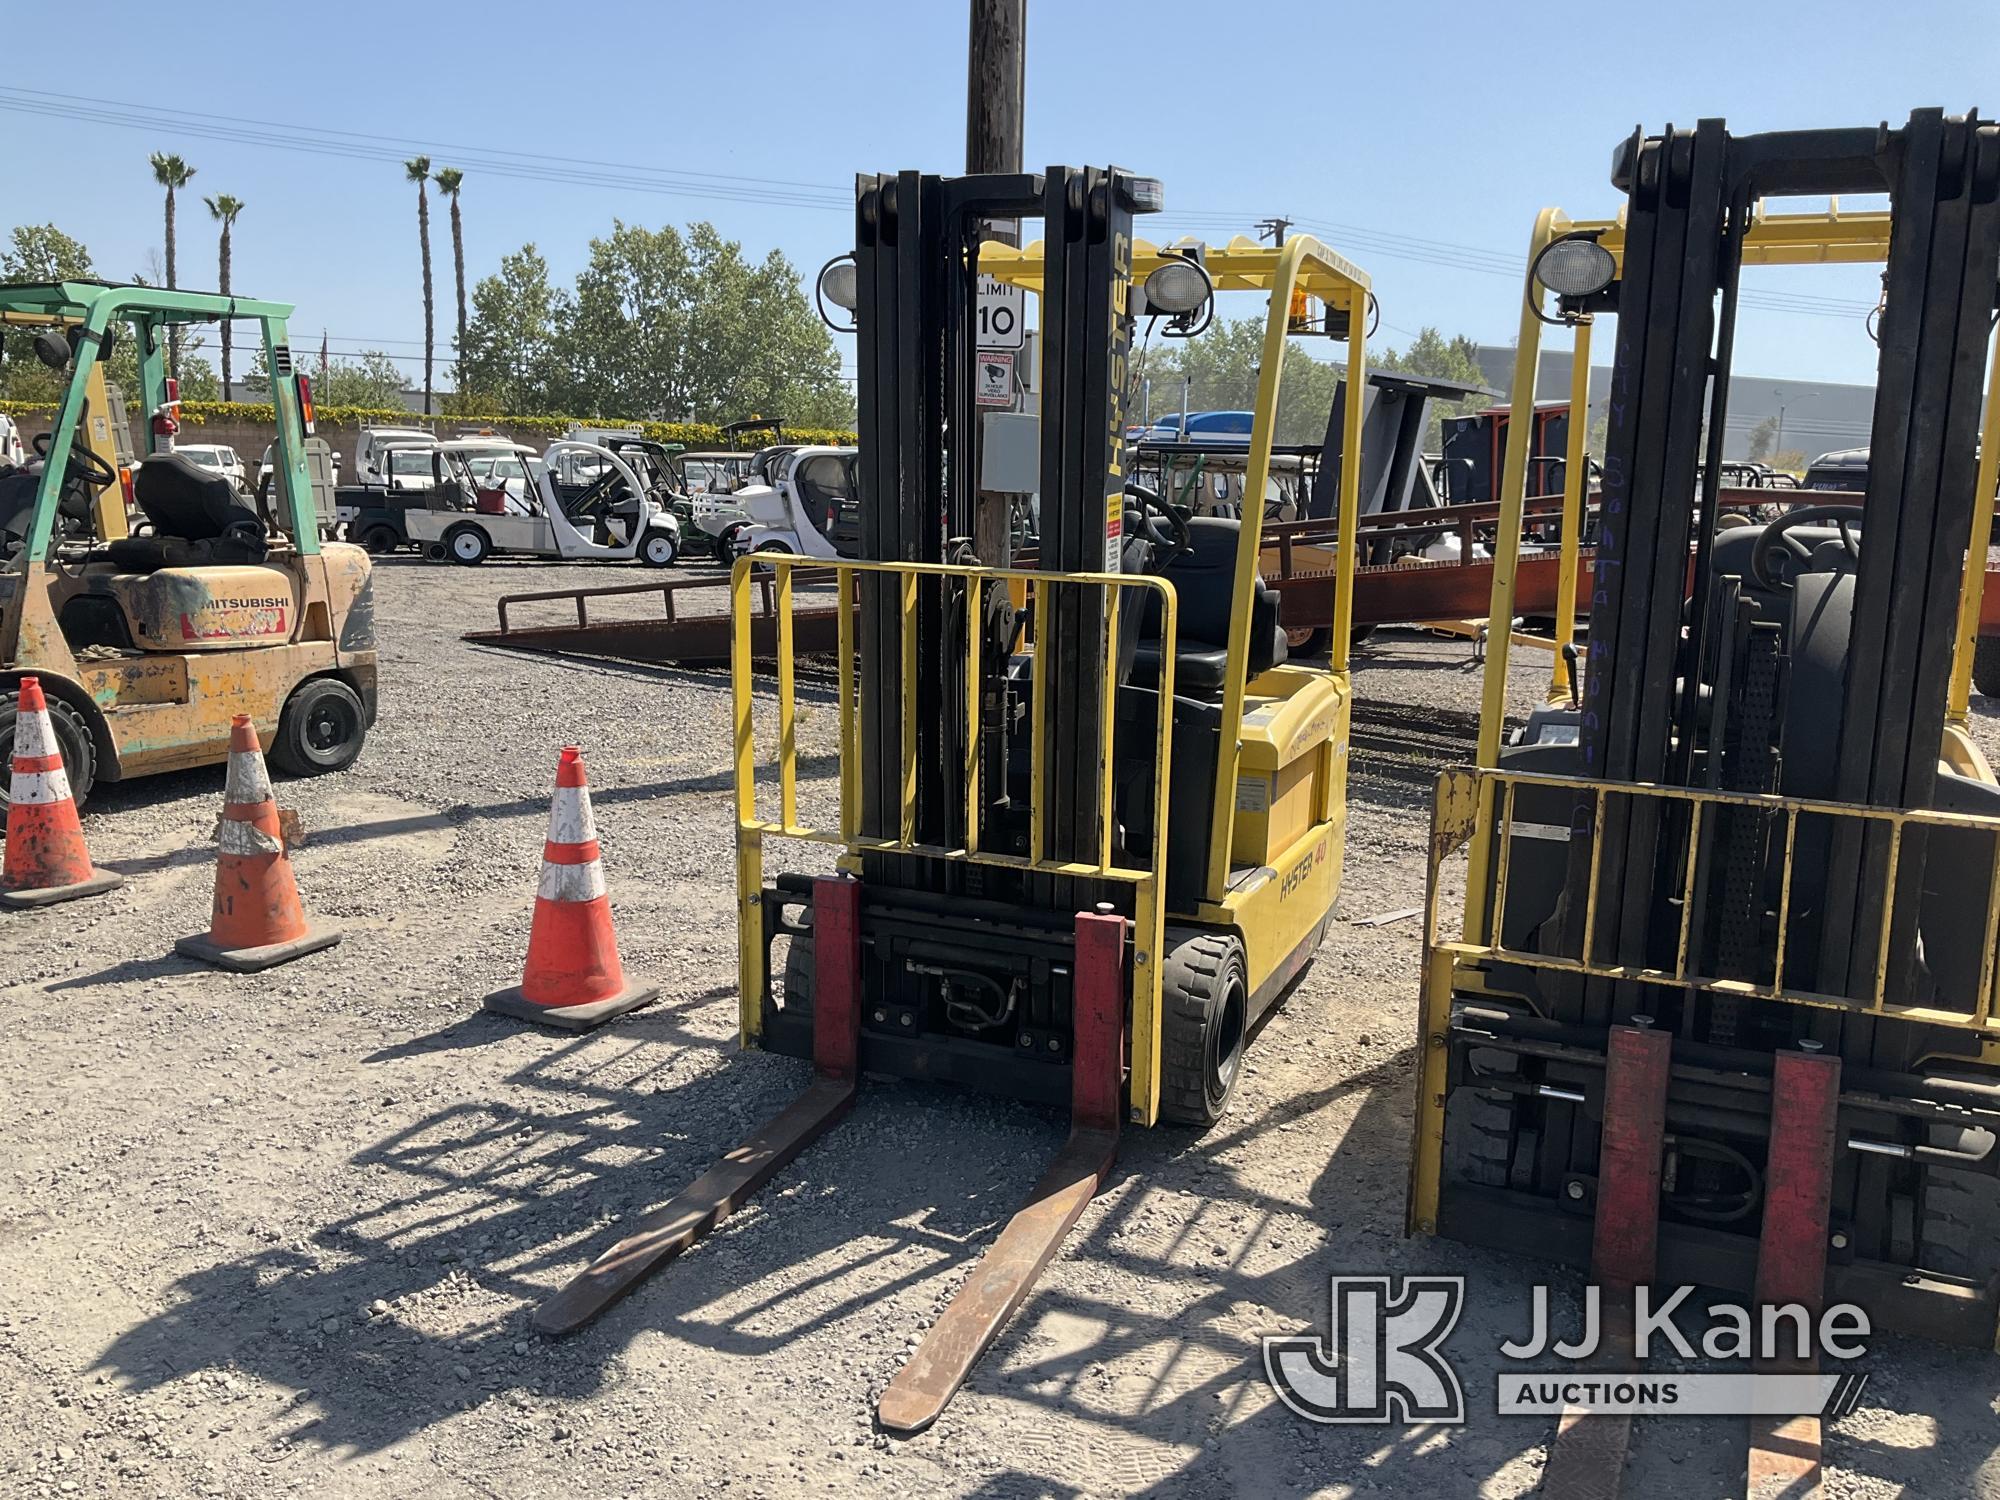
left=0, top=225, right=96, bottom=400
left=203, top=193, right=245, bottom=395
left=238, top=346, right=402, bottom=407
left=452, top=245, right=568, bottom=413
left=148, top=152, right=196, bottom=380
left=454, top=221, right=852, bottom=425
left=405, top=156, right=434, bottom=414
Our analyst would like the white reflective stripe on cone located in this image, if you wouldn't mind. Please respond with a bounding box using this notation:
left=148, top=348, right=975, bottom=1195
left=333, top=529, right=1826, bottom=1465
left=8, top=765, right=73, bottom=805
left=14, top=708, right=58, bottom=759
left=218, top=818, right=285, bottom=856
left=223, top=748, right=274, bottom=807
left=547, top=784, right=598, bottom=847
left=538, top=857, right=608, bottom=904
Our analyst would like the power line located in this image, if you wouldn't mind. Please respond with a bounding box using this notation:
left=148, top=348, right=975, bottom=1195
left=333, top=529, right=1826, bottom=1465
left=0, top=89, right=853, bottom=213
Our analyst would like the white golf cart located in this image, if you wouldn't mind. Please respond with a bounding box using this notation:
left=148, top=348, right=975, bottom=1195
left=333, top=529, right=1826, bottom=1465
left=716, top=445, right=858, bottom=561
left=405, top=439, right=682, bottom=567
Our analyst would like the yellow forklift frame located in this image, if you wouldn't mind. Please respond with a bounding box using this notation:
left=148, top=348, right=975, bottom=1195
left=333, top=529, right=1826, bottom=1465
left=1414, top=203, right=2000, bottom=1238
left=734, top=234, right=1371, bottom=1126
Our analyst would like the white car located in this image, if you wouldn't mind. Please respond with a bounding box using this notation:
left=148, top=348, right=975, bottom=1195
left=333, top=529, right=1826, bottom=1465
left=175, top=443, right=249, bottom=492
left=0, top=414, right=24, bottom=468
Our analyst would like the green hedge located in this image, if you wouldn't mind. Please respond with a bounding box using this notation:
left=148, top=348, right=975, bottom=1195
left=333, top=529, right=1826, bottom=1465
left=0, top=398, right=856, bottom=449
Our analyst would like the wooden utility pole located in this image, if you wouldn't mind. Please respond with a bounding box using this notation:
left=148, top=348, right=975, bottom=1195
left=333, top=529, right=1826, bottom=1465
left=966, top=0, right=1025, bottom=242
left=967, top=0, right=1026, bottom=563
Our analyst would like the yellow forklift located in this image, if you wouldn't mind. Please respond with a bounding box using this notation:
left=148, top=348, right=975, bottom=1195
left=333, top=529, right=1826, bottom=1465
left=0, top=281, right=377, bottom=809
left=529, top=169, right=1374, bottom=1432
left=1411, top=110, right=2000, bottom=1490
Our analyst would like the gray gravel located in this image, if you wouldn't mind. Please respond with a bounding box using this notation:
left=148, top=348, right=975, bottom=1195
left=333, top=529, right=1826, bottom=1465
left=1, top=550, right=1997, bottom=1498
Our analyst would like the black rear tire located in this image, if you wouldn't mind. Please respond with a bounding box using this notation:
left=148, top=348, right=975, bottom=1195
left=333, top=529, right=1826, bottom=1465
left=361, top=524, right=400, bottom=555
left=1974, top=636, right=2000, bottom=699
left=1159, top=931, right=1249, bottom=1127
left=269, top=677, right=367, bottom=777
left=0, top=692, right=96, bottom=817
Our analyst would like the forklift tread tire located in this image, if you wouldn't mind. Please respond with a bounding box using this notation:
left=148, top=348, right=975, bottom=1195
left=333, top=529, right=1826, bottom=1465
left=1921, top=1166, right=2000, bottom=1281
left=360, top=525, right=401, bottom=555
left=1442, top=1048, right=1518, bottom=1189
left=446, top=524, right=490, bottom=565
left=1974, top=636, right=2000, bottom=700
left=1159, top=931, right=1248, bottom=1127
left=781, top=929, right=814, bottom=1018
left=0, top=692, right=95, bottom=816
left=269, top=677, right=368, bottom=778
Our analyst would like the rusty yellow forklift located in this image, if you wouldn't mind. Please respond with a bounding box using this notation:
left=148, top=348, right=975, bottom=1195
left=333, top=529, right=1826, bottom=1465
left=1411, top=110, right=2000, bottom=1490
left=0, top=282, right=376, bottom=810
left=530, top=168, right=1374, bottom=1431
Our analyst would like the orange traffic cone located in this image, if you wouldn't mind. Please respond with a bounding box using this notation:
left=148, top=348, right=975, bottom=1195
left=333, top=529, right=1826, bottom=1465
left=1, top=677, right=124, bottom=909
left=175, top=715, right=340, bottom=972
left=485, top=746, right=655, bottom=1031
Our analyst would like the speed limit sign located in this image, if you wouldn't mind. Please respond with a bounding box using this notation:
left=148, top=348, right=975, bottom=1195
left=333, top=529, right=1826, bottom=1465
left=976, top=276, right=1025, bottom=350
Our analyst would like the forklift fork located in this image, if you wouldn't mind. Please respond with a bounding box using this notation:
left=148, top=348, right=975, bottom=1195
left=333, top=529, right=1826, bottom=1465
left=536, top=884, right=1128, bottom=1439
left=876, top=906, right=1125, bottom=1434
left=535, top=875, right=864, bottom=1335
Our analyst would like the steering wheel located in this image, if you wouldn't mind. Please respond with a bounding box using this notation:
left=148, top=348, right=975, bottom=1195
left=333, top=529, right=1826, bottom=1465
left=1124, top=481, right=1192, bottom=568
left=1749, top=503, right=1860, bottom=590
left=33, top=432, right=117, bottom=490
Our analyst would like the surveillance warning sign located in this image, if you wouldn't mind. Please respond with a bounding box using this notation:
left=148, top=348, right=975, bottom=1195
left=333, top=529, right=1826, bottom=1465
left=976, top=351, right=1014, bottom=408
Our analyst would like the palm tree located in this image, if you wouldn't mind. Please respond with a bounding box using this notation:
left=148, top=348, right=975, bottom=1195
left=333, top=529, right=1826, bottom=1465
left=406, top=156, right=434, bottom=414
left=433, top=168, right=468, bottom=363
left=149, top=152, right=196, bottom=379
left=204, top=194, right=245, bottom=396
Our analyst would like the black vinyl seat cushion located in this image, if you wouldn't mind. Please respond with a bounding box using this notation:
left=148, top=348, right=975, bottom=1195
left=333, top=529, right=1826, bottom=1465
left=1130, top=516, right=1287, bottom=693
left=111, top=453, right=268, bottom=571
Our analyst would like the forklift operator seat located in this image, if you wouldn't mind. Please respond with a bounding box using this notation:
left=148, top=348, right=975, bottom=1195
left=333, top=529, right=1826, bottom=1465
left=110, top=453, right=269, bottom=572
left=1132, top=516, right=1287, bottom=694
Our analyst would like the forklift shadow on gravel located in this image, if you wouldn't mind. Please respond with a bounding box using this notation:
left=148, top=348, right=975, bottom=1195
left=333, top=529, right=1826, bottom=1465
left=83, top=1002, right=1564, bottom=1494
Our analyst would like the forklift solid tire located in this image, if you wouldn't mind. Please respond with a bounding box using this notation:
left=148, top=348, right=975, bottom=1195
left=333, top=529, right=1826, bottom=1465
left=639, top=528, right=679, bottom=568
left=1921, top=1164, right=2000, bottom=1281
left=269, top=678, right=368, bottom=777
left=0, top=693, right=95, bottom=816
left=1159, top=931, right=1248, bottom=1127
left=361, top=525, right=400, bottom=555
left=446, top=524, right=490, bottom=565
left=781, top=929, right=814, bottom=1018
left=1974, top=636, right=2000, bottom=699
left=1441, top=1048, right=1518, bottom=1190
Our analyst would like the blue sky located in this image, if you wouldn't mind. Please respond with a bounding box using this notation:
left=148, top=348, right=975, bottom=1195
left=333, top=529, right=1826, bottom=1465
left=5, top=0, right=1995, bottom=393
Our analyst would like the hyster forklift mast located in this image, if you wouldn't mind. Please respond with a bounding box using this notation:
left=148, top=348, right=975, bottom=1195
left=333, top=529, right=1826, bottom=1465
left=1412, top=110, right=2000, bottom=1492
left=535, top=170, right=1375, bottom=1434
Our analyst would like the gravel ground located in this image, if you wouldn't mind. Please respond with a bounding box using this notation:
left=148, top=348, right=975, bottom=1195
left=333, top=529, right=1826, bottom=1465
left=2, top=550, right=1998, bottom=1498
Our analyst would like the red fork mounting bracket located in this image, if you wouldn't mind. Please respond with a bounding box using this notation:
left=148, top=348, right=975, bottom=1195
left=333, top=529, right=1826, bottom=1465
left=1541, top=1020, right=1672, bottom=1500
left=534, top=874, right=863, bottom=1335
left=1746, top=1046, right=1840, bottom=1500
left=875, top=907, right=1127, bottom=1435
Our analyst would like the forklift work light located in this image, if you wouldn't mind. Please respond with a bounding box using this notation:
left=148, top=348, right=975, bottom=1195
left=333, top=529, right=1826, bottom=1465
left=1531, top=234, right=1617, bottom=299
left=1143, top=259, right=1211, bottom=316
left=815, top=255, right=860, bottom=332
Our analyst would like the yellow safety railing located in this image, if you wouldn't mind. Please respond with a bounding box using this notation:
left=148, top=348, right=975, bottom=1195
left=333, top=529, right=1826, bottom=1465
left=731, top=552, right=1182, bottom=1123
left=1428, top=766, right=2000, bottom=1033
